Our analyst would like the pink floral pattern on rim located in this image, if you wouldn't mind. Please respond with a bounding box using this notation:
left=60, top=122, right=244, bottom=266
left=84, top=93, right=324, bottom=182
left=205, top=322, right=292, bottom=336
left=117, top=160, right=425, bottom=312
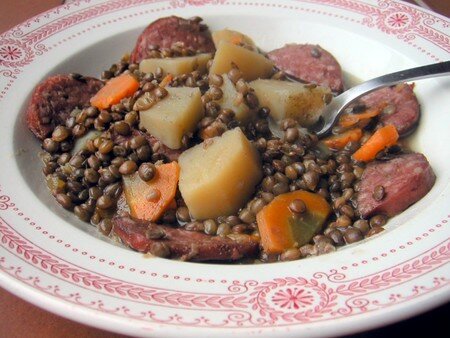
left=0, top=45, right=24, bottom=61
left=376, top=3, right=423, bottom=34
left=0, top=0, right=448, bottom=70
left=386, top=12, right=411, bottom=28
left=310, top=0, right=449, bottom=49
left=272, top=288, right=314, bottom=310
left=170, top=0, right=226, bottom=7
left=0, top=195, right=14, bottom=210
left=0, top=38, right=35, bottom=68
left=0, top=0, right=445, bottom=103
left=0, top=0, right=449, bottom=334
left=271, top=288, right=314, bottom=309
left=0, top=215, right=449, bottom=326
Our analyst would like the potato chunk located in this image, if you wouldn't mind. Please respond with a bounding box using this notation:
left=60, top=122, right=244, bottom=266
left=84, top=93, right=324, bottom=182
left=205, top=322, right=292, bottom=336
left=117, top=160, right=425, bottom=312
left=139, top=87, right=204, bottom=149
left=71, top=130, right=101, bottom=155
left=195, top=53, right=213, bottom=73
left=139, top=53, right=212, bottom=76
left=209, top=41, right=273, bottom=81
left=212, top=29, right=256, bottom=50
left=250, top=79, right=330, bottom=126
left=178, top=128, right=262, bottom=220
left=213, top=74, right=252, bottom=123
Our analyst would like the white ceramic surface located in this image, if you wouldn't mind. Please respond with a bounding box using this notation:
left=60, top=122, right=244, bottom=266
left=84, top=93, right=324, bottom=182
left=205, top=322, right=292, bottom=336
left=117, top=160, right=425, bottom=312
left=0, top=0, right=449, bottom=337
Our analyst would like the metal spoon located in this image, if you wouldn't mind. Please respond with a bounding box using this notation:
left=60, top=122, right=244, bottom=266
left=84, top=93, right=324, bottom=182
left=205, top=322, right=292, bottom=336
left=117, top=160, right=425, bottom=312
left=313, top=60, right=450, bottom=137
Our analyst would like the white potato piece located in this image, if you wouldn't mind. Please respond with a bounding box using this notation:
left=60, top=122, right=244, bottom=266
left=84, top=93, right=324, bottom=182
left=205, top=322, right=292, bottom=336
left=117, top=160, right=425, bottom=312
left=213, top=74, right=252, bottom=123
left=71, top=130, right=101, bottom=155
left=139, top=87, right=204, bottom=149
left=212, top=29, right=256, bottom=50
left=139, top=53, right=212, bottom=76
left=250, top=79, right=331, bottom=126
left=209, top=41, right=273, bottom=81
left=195, top=53, right=213, bottom=73
left=178, top=128, right=262, bottom=220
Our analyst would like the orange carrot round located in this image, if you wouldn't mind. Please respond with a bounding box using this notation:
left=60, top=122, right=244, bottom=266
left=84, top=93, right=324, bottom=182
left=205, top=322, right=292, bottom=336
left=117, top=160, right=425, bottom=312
left=256, top=190, right=331, bottom=254
left=159, top=73, right=173, bottom=88
left=339, top=107, right=382, bottom=128
left=352, top=124, right=399, bottom=162
left=90, top=73, right=139, bottom=109
left=322, top=128, right=363, bottom=150
left=123, top=162, right=180, bottom=222
left=230, top=35, right=244, bottom=45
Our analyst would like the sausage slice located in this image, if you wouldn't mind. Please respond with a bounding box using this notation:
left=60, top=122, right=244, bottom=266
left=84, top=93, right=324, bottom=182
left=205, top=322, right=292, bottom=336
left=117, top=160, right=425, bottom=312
left=26, top=74, right=103, bottom=140
left=357, top=153, right=435, bottom=218
left=130, top=16, right=215, bottom=64
left=268, top=43, right=344, bottom=93
left=358, top=83, right=420, bottom=136
left=113, top=216, right=260, bottom=262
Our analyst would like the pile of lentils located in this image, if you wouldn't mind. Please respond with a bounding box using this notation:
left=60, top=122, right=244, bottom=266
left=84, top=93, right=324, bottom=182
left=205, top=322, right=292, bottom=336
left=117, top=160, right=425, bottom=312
left=40, top=44, right=390, bottom=263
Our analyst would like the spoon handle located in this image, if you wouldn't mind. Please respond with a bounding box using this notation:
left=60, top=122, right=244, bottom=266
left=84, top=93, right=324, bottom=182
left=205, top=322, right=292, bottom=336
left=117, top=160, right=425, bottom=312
left=316, top=60, right=450, bottom=137
left=345, top=60, right=450, bottom=102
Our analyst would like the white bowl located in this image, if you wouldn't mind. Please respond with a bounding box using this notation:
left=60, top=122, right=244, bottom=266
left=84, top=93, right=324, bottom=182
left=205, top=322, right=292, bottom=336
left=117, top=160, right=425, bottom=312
left=0, top=0, right=449, bottom=337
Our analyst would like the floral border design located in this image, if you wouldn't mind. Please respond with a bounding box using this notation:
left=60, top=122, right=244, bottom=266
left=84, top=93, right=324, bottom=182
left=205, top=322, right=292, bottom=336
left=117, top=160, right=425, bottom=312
left=311, top=0, right=449, bottom=51
left=0, top=0, right=448, bottom=76
left=1, top=216, right=449, bottom=327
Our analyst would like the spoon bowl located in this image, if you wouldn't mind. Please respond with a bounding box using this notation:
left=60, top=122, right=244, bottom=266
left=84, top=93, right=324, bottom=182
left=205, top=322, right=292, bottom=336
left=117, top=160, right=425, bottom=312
left=313, top=60, right=450, bottom=137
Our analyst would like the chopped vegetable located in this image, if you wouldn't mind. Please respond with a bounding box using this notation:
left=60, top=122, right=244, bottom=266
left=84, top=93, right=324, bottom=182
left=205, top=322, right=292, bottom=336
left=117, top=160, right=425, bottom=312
left=139, top=87, right=204, bottom=149
left=212, top=29, right=256, bottom=49
left=71, top=130, right=101, bottom=154
left=338, top=107, right=382, bottom=128
left=213, top=74, right=251, bottom=123
left=209, top=41, right=273, bottom=81
left=311, top=141, right=332, bottom=160
left=250, top=79, right=330, bottom=127
left=90, top=73, right=139, bottom=109
left=230, top=35, right=243, bottom=45
left=256, top=190, right=331, bottom=254
left=352, top=124, right=399, bottom=162
left=123, top=162, right=180, bottom=222
left=322, top=128, right=363, bottom=150
left=159, top=73, right=174, bottom=88
left=139, top=54, right=212, bottom=76
left=178, top=128, right=262, bottom=220
left=46, top=174, right=66, bottom=195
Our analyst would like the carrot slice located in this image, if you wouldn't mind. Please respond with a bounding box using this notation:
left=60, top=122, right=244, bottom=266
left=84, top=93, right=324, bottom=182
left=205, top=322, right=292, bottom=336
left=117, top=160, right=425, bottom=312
left=90, top=73, right=139, bottom=109
left=122, top=162, right=180, bottom=222
left=352, top=125, right=399, bottom=162
left=322, top=128, right=363, bottom=150
left=338, top=107, right=382, bottom=128
left=230, top=35, right=243, bottom=45
left=159, top=73, right=173, bottom=88
left=256, top=190, right=331, bottom=254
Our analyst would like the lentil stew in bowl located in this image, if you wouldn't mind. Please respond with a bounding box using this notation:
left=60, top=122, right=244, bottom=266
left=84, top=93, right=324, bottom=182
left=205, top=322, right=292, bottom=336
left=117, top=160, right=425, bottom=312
left=27, top=16, right=436, bottom=263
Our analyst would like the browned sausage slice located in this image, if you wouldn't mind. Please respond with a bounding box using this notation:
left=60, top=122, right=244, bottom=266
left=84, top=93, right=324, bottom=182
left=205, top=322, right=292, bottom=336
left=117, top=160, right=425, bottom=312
left=112, top=216, right=260, bottom=261
left=26, top=74, right=103, bottom=140
left=357, top=153, right=435, bottom=218
left=268, top=43, right=344, bottom=93
left=358, top=83, right=420, bottom=136
left=130, top=16, right=215, bottom=64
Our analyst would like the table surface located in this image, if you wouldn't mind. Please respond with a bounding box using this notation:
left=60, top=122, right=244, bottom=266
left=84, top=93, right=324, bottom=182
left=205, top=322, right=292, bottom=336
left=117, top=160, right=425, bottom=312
left=0, top=0, right=449, bottom=337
